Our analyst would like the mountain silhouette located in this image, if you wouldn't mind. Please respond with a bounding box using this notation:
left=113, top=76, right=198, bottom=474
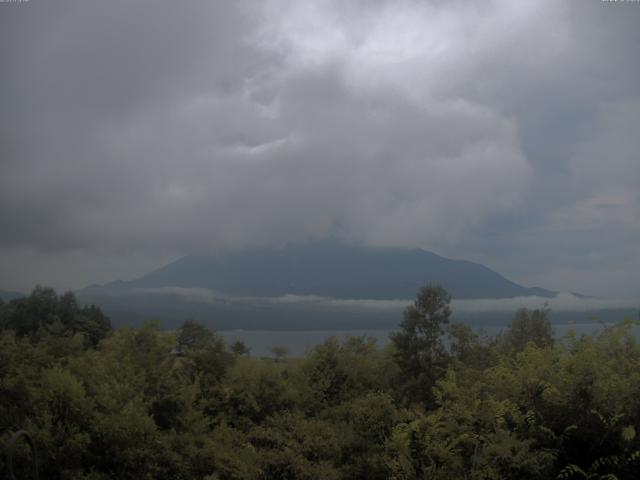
left=82, top=240, right=555, bottom=300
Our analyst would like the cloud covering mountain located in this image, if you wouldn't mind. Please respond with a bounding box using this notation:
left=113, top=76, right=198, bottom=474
left=1, top=1, right=639, bottom=297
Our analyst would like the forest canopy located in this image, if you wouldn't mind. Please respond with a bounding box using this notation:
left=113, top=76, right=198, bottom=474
left=1, top=286, right=639, bottom=479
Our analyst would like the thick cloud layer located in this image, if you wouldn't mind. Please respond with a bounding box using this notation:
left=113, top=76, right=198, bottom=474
left=1, top=0, right=639, bottom=296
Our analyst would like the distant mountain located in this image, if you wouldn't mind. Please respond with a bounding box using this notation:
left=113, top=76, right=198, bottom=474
left=80, top=240, right=555, bottom=300
left=0, top=289, right=26, bottom=302
left=76, top=242, right=640, bottom=330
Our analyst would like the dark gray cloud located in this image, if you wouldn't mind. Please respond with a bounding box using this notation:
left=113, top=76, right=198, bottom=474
left=0, top=0, right=639, bottom=296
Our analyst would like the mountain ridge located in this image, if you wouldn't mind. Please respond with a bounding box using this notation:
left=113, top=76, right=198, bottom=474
left=79, top=240, right=556, bottom=300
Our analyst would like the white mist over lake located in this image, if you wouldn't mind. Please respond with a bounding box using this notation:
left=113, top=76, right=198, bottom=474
left=143, top=287, right=638, bottom=312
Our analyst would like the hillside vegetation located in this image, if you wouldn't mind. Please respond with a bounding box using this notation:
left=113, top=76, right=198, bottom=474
left=1, top=286, right=639, bottom=479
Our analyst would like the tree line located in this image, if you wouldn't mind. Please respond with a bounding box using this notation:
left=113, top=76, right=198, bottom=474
left=1, top=285, right=639, bottom=479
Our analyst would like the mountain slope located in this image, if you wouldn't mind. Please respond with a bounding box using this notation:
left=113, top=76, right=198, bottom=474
left=82, top=240, right=555, bottom=300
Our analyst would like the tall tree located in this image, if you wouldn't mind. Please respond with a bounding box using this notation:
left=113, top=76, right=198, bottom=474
left=502, top=307, right=554, bottom=352
left=390, top=285, right=451, bottom=405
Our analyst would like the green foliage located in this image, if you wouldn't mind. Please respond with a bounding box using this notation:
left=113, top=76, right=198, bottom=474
left=230, top=340, right=250, bottom=357
left=302, top=335, right=394, bottom=409
left=270, top=345, right=289, bottom=362
left=0, top=285, right=111, bottom=347
left=390, top=285, right=451, bottom=405
left=223, top=358, right=293, bottom=429
left=1, top=286, right=639, bottom=479
left=500, top=307, right=555, bottom=353
left=447, top=323, right=496, bottom=370
left=248, top=412, right=342, bottom=479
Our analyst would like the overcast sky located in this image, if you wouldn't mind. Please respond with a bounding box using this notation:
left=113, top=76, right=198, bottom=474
left=1, top=0, right=639, bottom=298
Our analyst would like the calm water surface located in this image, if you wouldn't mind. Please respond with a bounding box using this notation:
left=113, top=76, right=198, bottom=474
left=219, top=323, right=639, bottom=358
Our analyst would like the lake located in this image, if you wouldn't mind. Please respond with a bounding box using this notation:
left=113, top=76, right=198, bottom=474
left=219, top=322, right=639, bottom=357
